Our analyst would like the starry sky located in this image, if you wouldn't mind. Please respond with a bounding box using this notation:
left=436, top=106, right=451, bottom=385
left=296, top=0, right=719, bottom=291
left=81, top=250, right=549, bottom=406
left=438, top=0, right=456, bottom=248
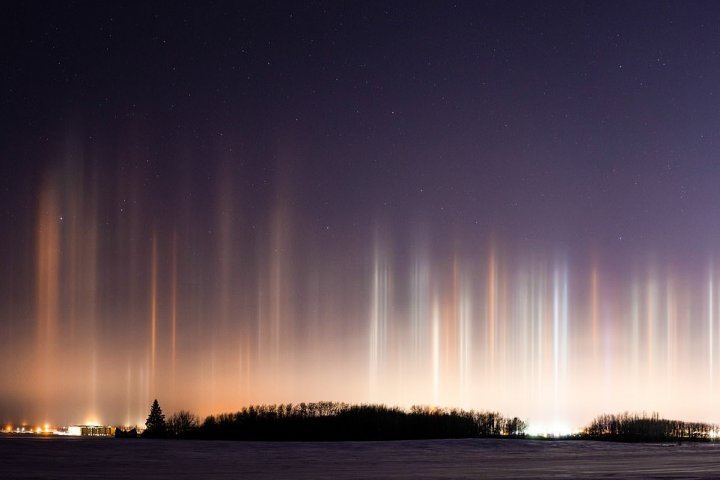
left=3, top=1, right=720, bottom=429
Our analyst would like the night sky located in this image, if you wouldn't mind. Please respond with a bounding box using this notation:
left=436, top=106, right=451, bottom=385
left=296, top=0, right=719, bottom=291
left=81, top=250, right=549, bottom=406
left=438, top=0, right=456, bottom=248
left=3, top=1, right=720, bottom=431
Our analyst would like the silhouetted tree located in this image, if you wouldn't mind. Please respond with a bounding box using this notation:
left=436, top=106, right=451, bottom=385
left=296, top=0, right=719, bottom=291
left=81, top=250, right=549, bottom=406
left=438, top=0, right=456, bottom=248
left=143, top=399, right=167, bottom=438
left=167, top=410, right=199, bottom=438
left=583, top=412, right=720, bottom=442
left=504, top=417, right=527, bottom=437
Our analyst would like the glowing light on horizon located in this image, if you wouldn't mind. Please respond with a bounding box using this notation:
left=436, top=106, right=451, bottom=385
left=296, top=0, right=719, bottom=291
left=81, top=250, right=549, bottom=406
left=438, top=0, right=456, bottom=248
left=369, top=239, right=389, bottom=397
left=710, top=268, right=715, bottom=391
left=458, top=270, right=472, bottom=405
left=11, top=165, right=720, bottom=430
left=525, top=421, right=580, bottom=438
left=35, top=177, right=60, bottom=422
left=590, top=265, right=599, bottom=364
left=171, top=231, right=178, bottom=386
left=431, top=298, right=440, bottom=405
left=487, top=247, right=497, bottom=376
left=150, top=234, right=158, bottom=382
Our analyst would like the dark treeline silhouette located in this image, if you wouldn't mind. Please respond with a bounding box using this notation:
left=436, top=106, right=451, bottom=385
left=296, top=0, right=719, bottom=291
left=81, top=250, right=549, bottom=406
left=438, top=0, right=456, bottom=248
left=115, top=427, right=138, bottom=438
left=196, top=403, right=527, bottom=441
left=126, top=401, right=527, bottom=440
left=117, top=402, right=720, bottom=443
left=583, top=412, right=720, bottom=442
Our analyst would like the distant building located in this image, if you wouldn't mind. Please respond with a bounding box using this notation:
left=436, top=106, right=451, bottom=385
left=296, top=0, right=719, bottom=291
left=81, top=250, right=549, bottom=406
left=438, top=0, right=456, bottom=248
left=67, top=425, right=116, bottom=436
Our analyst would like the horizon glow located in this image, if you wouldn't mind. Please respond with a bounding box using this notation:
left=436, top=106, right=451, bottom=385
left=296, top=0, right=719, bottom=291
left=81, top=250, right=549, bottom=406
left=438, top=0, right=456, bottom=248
left=1, top=162, right=719, bottom=432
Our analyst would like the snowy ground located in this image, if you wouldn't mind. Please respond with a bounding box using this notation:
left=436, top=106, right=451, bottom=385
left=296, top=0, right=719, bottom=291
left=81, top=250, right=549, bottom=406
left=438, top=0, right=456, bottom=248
left=2, top=436, right=720, bottom=479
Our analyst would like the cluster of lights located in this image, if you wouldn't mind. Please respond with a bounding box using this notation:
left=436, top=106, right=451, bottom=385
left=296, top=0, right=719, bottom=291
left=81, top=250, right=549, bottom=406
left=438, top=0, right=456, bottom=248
left=2, top=414, right=111, bottom=436
left=1, top=423, right=54, bottom=434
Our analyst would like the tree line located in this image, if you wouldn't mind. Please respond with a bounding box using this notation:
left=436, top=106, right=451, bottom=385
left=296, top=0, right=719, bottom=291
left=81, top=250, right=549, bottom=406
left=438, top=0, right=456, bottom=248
left=124, top=400, right=720, bottom=442
left=582, top=412, right=720, bottom=442
left=121, top=399, right=528, bottom=440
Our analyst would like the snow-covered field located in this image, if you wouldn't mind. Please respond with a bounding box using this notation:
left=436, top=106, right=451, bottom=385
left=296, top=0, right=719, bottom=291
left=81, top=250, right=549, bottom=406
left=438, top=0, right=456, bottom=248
left=3, top=436, right=720, bottom=479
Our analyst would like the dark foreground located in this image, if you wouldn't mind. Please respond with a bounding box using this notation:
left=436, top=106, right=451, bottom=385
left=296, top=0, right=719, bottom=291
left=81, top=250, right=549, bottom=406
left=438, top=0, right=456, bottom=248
left=3, top=436, right=720, bottom=479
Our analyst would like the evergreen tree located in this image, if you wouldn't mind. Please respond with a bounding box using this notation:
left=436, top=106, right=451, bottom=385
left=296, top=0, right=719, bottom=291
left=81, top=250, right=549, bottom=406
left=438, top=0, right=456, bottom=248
left=143, top=399, right=167, bottom=438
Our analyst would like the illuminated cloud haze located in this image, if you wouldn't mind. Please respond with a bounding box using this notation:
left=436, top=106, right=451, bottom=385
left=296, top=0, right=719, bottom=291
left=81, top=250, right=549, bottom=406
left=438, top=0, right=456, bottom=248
left=3, top=2, right=720, bottom=431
